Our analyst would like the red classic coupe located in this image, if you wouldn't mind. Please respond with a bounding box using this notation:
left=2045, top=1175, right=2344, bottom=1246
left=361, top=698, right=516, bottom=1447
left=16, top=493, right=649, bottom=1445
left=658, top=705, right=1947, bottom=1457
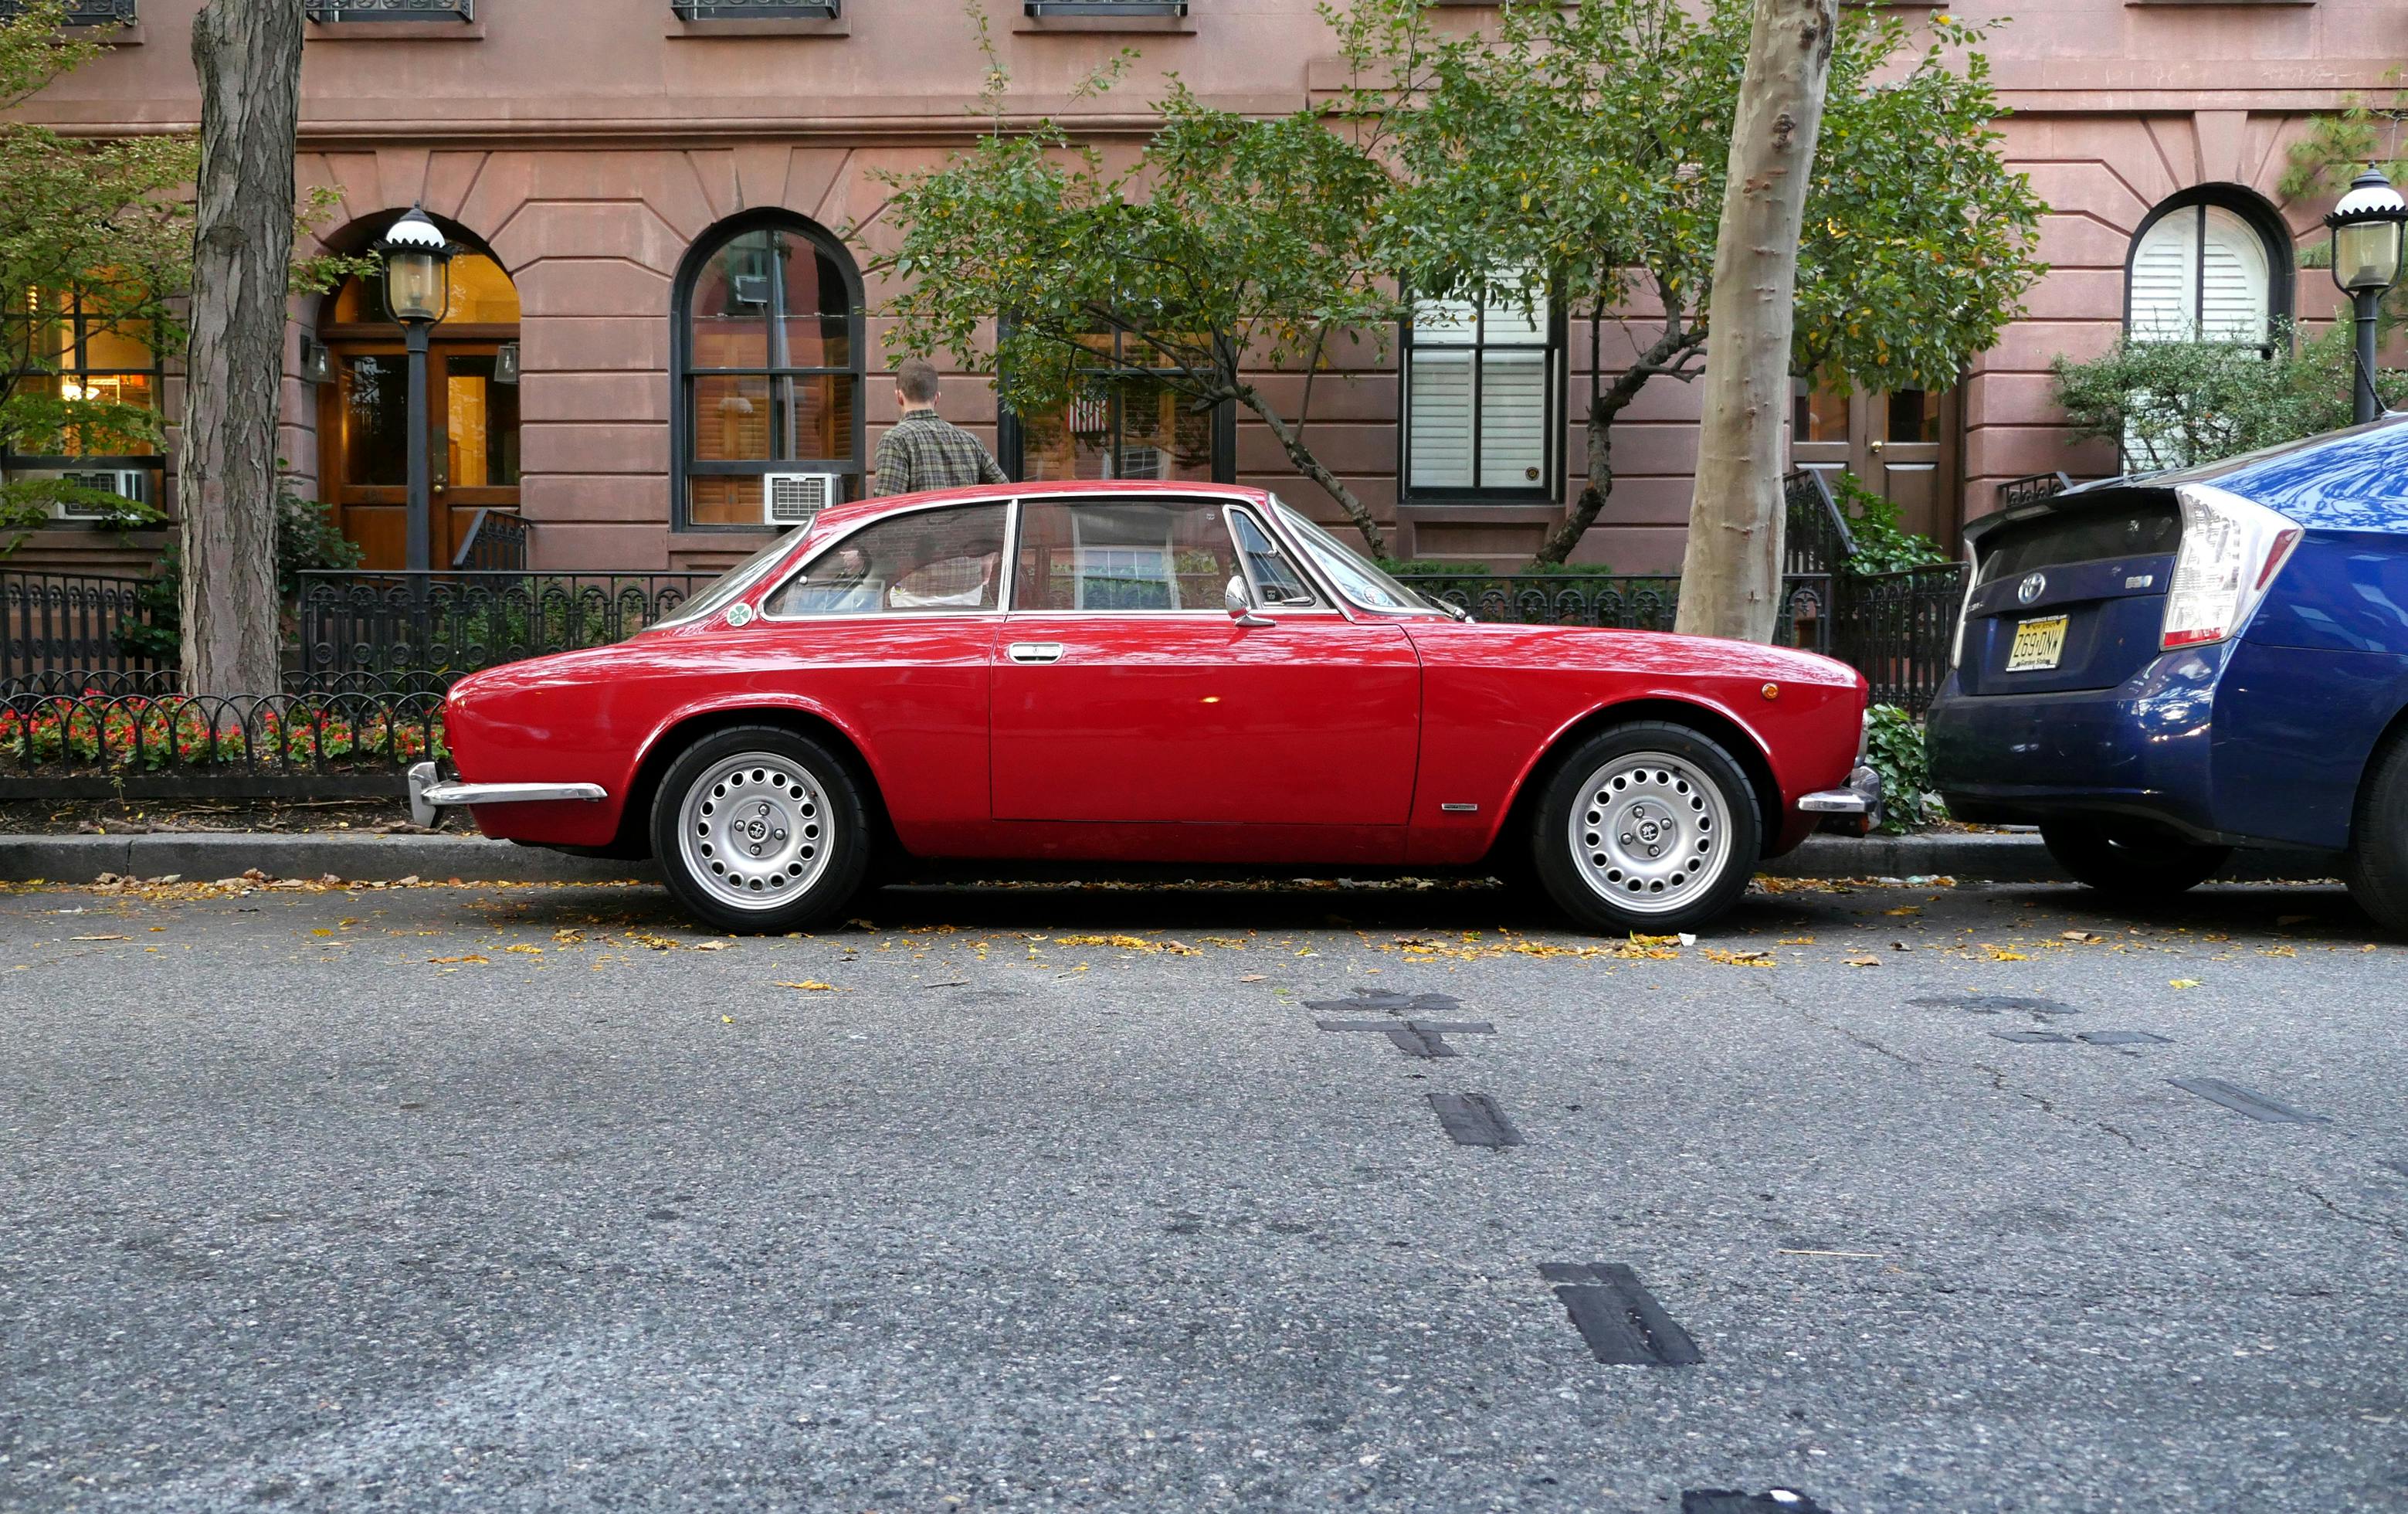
left=410, top=483, right=1877, bottom=933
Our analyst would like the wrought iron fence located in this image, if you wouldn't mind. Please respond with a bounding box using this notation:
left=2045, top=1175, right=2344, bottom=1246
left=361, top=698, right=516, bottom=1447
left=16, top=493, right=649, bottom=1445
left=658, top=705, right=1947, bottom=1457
left=673, top=0, right=838, bottom=16
left=2, top=571, right=159, bottom=685
left=296, top=570, right=716, bottom=681
left=0, top=0, right=137, bottom=22
left=1392, top=572, right=1837, bottom=653
left=450, top=508, right=530, bottom=571
left=304, top=0, right=472, bottom=19
left=1996, top=470, right=2074, bottom=511
left=1830, top=563, right=1970, bottom=715
left=0, top=676, right=445, bottom=799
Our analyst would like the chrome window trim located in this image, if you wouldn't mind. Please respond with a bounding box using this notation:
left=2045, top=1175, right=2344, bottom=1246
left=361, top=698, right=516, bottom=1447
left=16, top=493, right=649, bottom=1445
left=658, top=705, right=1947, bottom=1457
left=755, top=494, right=1018, bottom=624
left=1262, top=495, right=1446, bottom=619
left=1224, top=502, right=1332, bottom=613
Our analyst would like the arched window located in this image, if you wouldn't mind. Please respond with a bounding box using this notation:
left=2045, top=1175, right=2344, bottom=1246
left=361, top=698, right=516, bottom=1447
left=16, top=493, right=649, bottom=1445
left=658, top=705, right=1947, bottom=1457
left=673, top=212, right=864, bottom=531
left=2126, top=188, right=2293, bottom=347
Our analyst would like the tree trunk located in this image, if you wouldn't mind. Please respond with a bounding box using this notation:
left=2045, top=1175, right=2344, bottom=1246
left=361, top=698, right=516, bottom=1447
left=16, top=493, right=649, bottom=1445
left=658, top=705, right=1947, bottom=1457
left=1236, top=382, right=1386, bottom=558
left=1675, top=0, right=1837, bottom=643
left=1534, top=323, right=1701, bottom=565
left=178, top=0, right=303, bottom=696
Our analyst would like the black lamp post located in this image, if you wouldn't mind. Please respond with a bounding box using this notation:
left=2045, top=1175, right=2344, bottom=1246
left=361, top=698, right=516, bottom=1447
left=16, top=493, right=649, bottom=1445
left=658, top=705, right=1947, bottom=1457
left=375, top=205, right=457, bottom=571
left=2323, top=165, right=2406, bottom=426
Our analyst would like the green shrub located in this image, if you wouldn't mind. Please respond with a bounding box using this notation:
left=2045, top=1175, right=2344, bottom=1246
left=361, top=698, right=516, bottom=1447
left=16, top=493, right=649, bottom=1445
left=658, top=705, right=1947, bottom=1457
left=1829, top=471, right=1948, bottom=575
left=1864, top=702, right=1946, bottom=834
left=119, top=487, right=362, bottom=664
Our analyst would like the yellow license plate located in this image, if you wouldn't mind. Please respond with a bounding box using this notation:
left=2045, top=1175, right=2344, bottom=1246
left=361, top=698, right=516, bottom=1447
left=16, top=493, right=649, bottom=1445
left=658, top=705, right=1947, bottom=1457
left=2006, top=615, right=2068, bottom=672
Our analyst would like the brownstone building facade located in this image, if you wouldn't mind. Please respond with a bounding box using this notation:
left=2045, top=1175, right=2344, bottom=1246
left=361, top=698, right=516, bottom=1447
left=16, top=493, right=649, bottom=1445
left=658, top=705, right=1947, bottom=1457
left=5, top=0, right=2403, bottom=579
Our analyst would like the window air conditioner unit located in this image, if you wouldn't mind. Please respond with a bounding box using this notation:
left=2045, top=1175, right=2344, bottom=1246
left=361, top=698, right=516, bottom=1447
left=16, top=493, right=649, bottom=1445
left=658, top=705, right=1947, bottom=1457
left=26, top=467, right=151, bottom=519
left=762, top=471, right=839, bottom=528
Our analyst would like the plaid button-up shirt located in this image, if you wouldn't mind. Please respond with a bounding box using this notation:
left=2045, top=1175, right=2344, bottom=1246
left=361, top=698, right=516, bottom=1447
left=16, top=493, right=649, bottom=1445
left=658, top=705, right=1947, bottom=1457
left=871, top=409, right=1010, bottom=496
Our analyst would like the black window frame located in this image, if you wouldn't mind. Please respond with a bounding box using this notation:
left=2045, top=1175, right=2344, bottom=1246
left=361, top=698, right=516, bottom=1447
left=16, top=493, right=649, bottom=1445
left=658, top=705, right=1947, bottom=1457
left=2, top=286, right=166, bottom=479
left=995, top=329, right=1236, bottom=487
left=672, top=0, right=839, bottom=18
left=670, top=209, right=867, bottom=535
left=0, top=1, right=137, bottom=24
left=304, top=1, right=474, bottom=20
left=2121, top=185, right=2295, bottom=354
left=1397, top=285, right=1565, bottom=505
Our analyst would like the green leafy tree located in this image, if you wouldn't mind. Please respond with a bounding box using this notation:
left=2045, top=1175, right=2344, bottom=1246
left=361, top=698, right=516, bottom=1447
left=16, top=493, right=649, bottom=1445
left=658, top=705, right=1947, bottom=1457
left=2051, top=321, right=2408, bottom=474
left=2279, top=73, right=2406, bottom=337
left=0, top=2, right=195, bottom=553
left=864, top=19, right=1406, bottom=552
left=1336, top=0, right=2044, bottom=566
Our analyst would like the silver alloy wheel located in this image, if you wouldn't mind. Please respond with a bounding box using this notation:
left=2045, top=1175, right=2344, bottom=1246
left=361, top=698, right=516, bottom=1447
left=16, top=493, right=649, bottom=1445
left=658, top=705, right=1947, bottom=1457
left=1565, top=750, right=1734, bottom=913
left=675, top=751, right=834, bottom=911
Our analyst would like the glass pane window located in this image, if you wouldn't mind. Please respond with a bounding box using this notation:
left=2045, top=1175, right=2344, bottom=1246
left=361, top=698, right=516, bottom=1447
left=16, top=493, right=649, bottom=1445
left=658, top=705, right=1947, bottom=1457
left=1885, top=389, right=1939, bottom=445
left=765, top=503, right=1007, bottom=616
left=1012, top=336, right=1220, bottom=483
left=446, top=355, right=521, bottom=487
left=10, top=287, right=161, bottom=457
left=1404, top=276, right=1555, bottom=497
left=1794, top=383, right=1850, bottom=443
left=1013, top=499, right=1239, bottom=612
left=1230, top=508, right=1319, bottom=607
left=340, top=354, right=410, bottom=487
left=679, top=216, right=864, bottom=528
left=330, top=253, right=521, bottom=327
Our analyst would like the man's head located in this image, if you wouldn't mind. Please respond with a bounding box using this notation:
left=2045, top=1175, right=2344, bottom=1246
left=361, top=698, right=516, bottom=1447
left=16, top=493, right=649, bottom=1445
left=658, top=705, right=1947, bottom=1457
left=894, top=357, right=941, bottom=413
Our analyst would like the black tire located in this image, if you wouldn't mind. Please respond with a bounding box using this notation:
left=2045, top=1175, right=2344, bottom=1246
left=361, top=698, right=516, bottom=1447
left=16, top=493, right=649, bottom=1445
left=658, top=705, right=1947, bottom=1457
left=2345, top=731, right=2408, bottom=934
left=1530, top=721, right=1763, bottom=935
left=649, top=725, right=873, bottom=934
left=2040, top=817, right=2229, bottom=900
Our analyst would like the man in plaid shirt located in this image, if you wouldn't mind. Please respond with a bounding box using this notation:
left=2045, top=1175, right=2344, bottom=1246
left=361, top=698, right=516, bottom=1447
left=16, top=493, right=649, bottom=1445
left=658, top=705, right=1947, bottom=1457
left=871, top=357, right=1010, bottom=495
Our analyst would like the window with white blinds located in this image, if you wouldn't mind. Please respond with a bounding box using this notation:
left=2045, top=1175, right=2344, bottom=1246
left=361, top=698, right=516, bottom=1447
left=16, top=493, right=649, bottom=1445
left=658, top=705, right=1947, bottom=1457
left=1404, top=280, right=1556, bottom=497
left=2127, top=201, right=2276, bottom=345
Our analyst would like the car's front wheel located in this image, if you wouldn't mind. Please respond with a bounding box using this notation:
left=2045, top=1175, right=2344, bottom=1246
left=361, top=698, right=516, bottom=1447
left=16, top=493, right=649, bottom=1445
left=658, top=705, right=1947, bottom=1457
left=650, top=725, right=872, bottom=933
left=2040, top=818, right=2229, bottom=900
left=1531, top=721, right=1762, bottom=935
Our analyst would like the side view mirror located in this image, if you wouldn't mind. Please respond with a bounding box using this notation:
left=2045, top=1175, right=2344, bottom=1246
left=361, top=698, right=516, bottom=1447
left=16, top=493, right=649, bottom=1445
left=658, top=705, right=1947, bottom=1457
left=1226, top=575, right=1273, bottom=628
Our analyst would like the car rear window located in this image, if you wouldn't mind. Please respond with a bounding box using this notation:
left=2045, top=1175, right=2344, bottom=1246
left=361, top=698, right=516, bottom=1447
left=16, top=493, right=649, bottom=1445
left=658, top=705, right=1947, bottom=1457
left=1977, top=493, right=2180, bottom=586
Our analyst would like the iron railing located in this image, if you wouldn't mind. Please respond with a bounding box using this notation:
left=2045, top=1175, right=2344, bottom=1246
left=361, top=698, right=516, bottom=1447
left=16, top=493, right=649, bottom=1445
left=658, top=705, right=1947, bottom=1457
left=1996, top=470, right=2074, bottom=511
left=450, top=508, right=530, bottom=571
left=673, top=0, right=838, bottom=16
left=0, top=674, right=444, bottom=799
left=295, top=570, right=716, bottom=681
left=1393, top=572, right=1835, bottom=653
left=304, top=0, right=473, bottom=20
left=1785, top=467, right=1856, bottom=575
left=0, top=0, right=137, bottom=22
left=1830, top=563, right=1970, bottom=715
left=2, top=572, right=159, bottom=684
left=1025, top=1, right=1186, bottom=13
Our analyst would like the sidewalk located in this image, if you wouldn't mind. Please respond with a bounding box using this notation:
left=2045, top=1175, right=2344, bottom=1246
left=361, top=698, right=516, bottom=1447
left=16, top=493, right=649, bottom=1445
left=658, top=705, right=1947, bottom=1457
left=0, top=830, right=2342, bottom=886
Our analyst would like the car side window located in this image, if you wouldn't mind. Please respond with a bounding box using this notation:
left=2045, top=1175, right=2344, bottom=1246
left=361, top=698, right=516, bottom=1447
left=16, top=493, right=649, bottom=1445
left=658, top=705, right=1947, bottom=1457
left=1229, top=508, right=1321, bottom=607
left=764, top=503, right=1009, bottom=616
left=1013, top=499, right=1240, bottom=611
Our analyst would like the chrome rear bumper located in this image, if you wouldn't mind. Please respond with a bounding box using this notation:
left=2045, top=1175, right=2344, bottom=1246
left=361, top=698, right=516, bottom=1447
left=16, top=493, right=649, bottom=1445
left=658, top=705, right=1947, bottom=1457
left=1798, top=763, right=1885, bottom=836
left=408, top=760, right=607, bottom=830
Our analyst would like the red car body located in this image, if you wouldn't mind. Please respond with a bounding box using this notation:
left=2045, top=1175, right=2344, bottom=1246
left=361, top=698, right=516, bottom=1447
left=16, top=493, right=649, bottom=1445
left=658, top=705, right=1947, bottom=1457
left=439, top=482, right=1867, bottom=873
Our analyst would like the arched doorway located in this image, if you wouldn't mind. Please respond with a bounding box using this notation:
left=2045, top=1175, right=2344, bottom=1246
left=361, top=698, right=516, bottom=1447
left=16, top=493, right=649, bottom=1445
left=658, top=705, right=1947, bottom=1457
left=316, top=234, right=521, bottom=569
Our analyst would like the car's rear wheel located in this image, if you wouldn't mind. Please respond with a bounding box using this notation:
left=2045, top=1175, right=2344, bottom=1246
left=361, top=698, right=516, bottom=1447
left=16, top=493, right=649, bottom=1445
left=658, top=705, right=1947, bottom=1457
left=650, top=725, right=871, bottom=933
left=2040, top=818, right=2229, bottom=900
left=2344, top=729, right=2408, bottom=935
left=1531, top=721, right=1762, bottom=935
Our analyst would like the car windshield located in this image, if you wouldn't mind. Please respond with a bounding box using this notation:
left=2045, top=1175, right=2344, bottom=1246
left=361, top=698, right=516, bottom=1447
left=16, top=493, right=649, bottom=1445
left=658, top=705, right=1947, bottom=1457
left=1273, top=500, right=1438, bottom=613
left=657, top=528, right=805, bottom=626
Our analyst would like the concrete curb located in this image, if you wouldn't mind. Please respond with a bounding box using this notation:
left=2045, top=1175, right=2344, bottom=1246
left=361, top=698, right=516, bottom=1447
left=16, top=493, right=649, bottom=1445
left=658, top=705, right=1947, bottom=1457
left=0, top=830, right=2340, bottom=887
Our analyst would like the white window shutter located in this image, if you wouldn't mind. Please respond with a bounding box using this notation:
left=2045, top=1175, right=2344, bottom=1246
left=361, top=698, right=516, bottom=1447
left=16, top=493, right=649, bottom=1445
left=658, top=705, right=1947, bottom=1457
left=2128, top=211, right=2198, bottom=341
left=1477, top=348, right=1548, bottom=488
left=1407, top=348, right=1474, bottom=490
left=2199, top=205, right=2271, bottom=345
left=1411, top=297, right=1477, bottom=345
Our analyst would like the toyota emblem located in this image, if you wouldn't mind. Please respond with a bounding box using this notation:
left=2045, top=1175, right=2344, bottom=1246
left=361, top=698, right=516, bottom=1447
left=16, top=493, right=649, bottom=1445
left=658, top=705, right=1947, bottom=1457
left=2016, top=572, right=2047, bottom=606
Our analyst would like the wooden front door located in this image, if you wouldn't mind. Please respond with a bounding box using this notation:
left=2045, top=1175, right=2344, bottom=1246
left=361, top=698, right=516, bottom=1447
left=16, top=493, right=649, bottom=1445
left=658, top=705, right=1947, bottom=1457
left=1792, top=383, right=1963, bottom=552
left=321, top=341, right=521, bottom=570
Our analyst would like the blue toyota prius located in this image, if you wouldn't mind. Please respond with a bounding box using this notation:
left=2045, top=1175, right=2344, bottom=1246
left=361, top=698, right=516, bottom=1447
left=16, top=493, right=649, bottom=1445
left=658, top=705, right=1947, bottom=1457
left=1928, top=413, right=2408, bottom=928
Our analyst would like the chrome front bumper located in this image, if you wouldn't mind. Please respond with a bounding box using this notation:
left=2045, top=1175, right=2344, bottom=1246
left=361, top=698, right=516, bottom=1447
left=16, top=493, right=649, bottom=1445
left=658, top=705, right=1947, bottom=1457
left=407, top=760, right=607, bottom=830
left=1798, top=763, right=1885, bottom=836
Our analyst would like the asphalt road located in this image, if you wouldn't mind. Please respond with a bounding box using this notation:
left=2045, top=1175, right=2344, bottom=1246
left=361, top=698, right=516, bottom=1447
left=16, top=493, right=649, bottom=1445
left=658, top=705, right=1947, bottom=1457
left=2, top=873, right=2404, bottom=1513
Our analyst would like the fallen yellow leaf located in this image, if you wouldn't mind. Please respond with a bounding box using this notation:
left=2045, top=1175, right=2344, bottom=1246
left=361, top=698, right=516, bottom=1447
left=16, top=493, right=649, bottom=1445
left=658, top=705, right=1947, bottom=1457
left=2169, top=978, right=2201, bottom=990
left=776, top=980, right=839, bottom=992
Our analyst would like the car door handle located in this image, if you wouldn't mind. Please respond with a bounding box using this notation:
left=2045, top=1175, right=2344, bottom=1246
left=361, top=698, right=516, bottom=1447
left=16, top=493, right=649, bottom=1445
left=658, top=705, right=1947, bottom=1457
left=1008, top=642, right=1065, bottom=664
